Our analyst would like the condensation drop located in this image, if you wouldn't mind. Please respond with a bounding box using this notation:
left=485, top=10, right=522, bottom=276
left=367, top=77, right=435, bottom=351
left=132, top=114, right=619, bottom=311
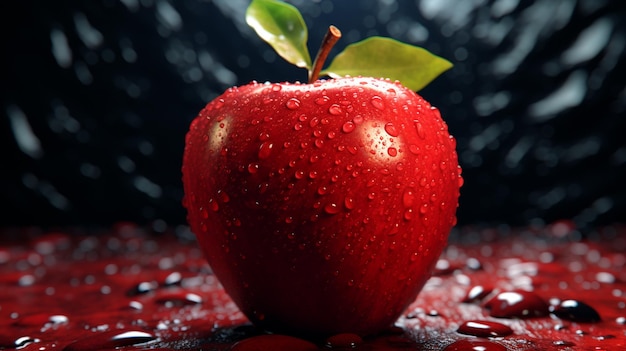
left=324, top=203, right=340, bottom=214
left=404, top=209, right=413, bottom=220
left=328, top=104, right=343, bottom=115
left=285, top=98, right=300, bottom=110
left=370, top=96, right=384, bottom=110
left=258, top=142, right=273, bottom=159
left=414, top=121, right=426, bottom=139
left=315, top=96, right=329, bottom=105
left=342, top=121, right=355, bottom=133
left=247, top=163, right=259, bottom=174
left=387, top=147, right=398, bottom=157
left=344, top=197, right=354, bottom=210
left=384, top=122, right=399, bottom=137
left=403, top=190, right=415, bottom=207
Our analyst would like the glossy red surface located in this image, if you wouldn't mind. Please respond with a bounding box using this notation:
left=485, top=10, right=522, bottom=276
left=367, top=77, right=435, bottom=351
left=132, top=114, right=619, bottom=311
left=181, top=77, right=462, bottom=336
left=1, top=223, right=625, bottom=350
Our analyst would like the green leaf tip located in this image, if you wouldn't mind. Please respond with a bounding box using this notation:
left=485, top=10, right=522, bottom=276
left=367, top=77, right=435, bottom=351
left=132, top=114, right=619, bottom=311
left=245, top=0, right=312, bottom=69
left=321, top=37, right=453, bottom=91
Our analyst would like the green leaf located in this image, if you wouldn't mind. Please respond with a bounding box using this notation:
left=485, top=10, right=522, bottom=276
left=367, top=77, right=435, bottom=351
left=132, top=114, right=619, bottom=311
left=246, top=0, right=312, bottom=69
left=320, top=37, right=453, bottom=91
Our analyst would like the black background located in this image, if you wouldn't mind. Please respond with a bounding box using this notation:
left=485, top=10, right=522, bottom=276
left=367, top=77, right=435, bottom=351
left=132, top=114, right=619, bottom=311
left=2, top=0, right=625, bottom=230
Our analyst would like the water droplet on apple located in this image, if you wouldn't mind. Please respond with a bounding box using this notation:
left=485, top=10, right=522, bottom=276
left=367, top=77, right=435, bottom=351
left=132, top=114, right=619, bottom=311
left=324, top=203, right=340, bottom=214
left=209, top=199, right=219, bottom=212
left=219, top=191, right=230, bottom=203
left=271, top=84, right=282, bottom=92
left=387, top=147, right=398, bottom=157
left=214, top=98, right=225, bottom=109
left=317, top=186, right=328, bottom=195
left=342, top=121, right=355, bottom=133
left=344, top=197, right=354, bottom=210
left=328, top=104, right=343, bottom=115
left=414, top=121, right=426, bottom=139
left=403, top=190, right=415, bottom=207
left=367, top=96, right=384, bottom=111
left=258, top=142, right=273, bottom=159
left=420, top=203, right=429, bottom=214
left=247, top=163, right=259, bottom=174
left=419, top=177, right=428, bottom=187
left=403, top=209, right=413, bottom=221
left=315, top=96, right=330, bottom=105
left=285, top=98, right=300, bottom=110
left=314, top=139, right=324, bottom=148
left=384, top=122, right=399, bottom=137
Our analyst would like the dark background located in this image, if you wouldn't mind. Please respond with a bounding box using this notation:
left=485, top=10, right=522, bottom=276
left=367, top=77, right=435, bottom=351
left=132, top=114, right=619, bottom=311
left=2, top=0, right=625, bottom=230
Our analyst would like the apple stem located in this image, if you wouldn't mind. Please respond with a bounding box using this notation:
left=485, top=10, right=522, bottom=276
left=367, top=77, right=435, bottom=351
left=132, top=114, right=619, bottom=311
left=308, top=25, right=342, bottom=83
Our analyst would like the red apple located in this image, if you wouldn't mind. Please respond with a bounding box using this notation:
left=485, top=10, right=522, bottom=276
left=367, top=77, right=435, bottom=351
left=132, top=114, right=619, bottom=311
left=181, top=76, right=462, bottom=336
left=182, top=0, right=461, bottom=338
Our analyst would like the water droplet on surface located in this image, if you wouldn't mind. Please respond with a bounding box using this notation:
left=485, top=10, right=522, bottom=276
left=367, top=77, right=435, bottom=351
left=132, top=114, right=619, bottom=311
left=324, top=203, right=340, bottom=215
left=457, top=320, right=513, bottom=337
left=258, top=142, right=273, bottom=159
left=271, top=84, right=282, bottom=92
left=462, top=285, right=493, bottom=303
left=344, top=197, right=355, bottom=210
left=370, top=95, right=384, bottom=110
left=154, top=292, right=203, bottom=306
left=315, top=96, right=330, bottom=105
left=485, top=290, right=549, bottom=318
left=285, top=98, right=300, bottom=110
left=384, top=122, right=399, bottom=137
left=248, top=163, right=259, bottom=174
left=328, top=104, right=343, bottom=115
left=414, top=121, right=426, bottom=139
left=550, top=299, right=601, bottom=323
left=387, top=147, right=398, bottom=157
left=342, top=121, right=355, bottom=133
left=63, top=330, right=156, bottom=351
left=402, top=190, right=415, bottom=207
left=403, top=209, right=413, bottom=220
left=12, top=336, right=40, bottom=349
left=317, top=186, right=328, bottom=195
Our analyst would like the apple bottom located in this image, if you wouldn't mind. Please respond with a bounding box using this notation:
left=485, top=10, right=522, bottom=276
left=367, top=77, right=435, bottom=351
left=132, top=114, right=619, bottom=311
left=192, top=226, right=443, bottom=338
